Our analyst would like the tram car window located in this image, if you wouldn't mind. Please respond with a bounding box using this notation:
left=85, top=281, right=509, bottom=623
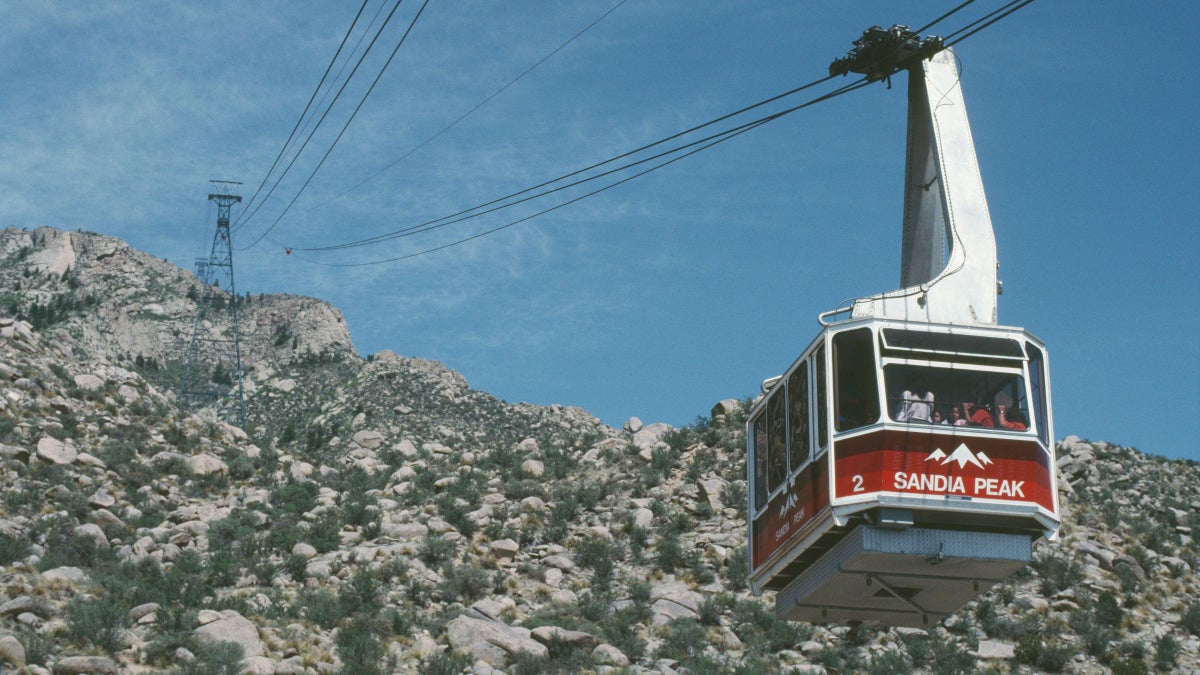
left=833, top=328, right=880, bottom=431
left=883, top=363, right=1029, bottom=432
left=767, top=393, right=787, bottom=492
left=815, top=346, right=828, bottom=450
left=752, top=413, right=767, bottom=511
left=787, top=364, right=809, bottom=472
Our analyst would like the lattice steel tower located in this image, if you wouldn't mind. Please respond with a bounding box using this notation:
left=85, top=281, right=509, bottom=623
left=180, top=181, right=247, bottom=428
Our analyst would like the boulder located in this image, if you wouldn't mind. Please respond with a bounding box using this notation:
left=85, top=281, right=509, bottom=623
left=36, top=437, right=77, bottom=465
left=0, top=634, right=25, bottom=667
left=352, top=430, right=386, bottom=450
left=446, top=615, right=547, bottom=666
left=53, top=656, right=119, bottom=674
left=188, top=453, right=228, bottom=477
left=73, top=373, right=104, bottom=391
left=520, top=459, right=544, bottom=477
left=194, top=611, right=265, bottom=658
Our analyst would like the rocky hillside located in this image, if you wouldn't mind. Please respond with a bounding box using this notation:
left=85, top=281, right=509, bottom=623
left=0, top=227, right=355, bottom=393
left=1, top=229, right=1199, bottom=674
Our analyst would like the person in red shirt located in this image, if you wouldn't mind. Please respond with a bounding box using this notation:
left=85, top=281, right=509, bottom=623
left=998, top=405, right=1027, bottom=431
left=961, top=401, right=994, bottom=428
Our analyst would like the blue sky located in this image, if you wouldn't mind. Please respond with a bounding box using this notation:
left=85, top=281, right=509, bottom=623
left=2, top=1, right=1197, bottom=459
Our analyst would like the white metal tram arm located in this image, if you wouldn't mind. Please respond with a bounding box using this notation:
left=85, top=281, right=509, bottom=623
left=848, top=47, right=1001, bottom=327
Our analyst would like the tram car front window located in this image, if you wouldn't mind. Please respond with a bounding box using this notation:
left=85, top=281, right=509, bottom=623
left=883, top=364, right=1030, bottom=431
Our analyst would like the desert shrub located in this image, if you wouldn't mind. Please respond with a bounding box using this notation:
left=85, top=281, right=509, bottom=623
left=656, top=618, right=709, bottom=663
left=307, top=509, right=342, bottom=553
left=599, top=605, right=647, bottom=660
left=725, top=546, right=749, bottom=589
left=1016, top=633, right=1072, bottom=672
left=419, top=532, right=455, bottom=569
left=440, top=564, right=491, bottom=604
left=1032, top=552, right=1083, bottom=595
left=1183, top=602, right=1200, bottom=636
left=0, top=531, right=31, bottom=564
left=174, top=640, right=244, bottom=675
left=422, top=651, right=471, bottom=675
left=699, top=593, right=730, bottom=626
left=36, top=516, right=112, bottom=570
left=335, top=616, right=386, bottom=675
left=1096, top=591, right=1125, bottom=627
left=1071, top=606, right=1120, bottom=659
left=66, top=595, right=127, bottom=654
left=300, top=588, right=344, bottom=629
left=1154, top=633, right=1180, bottom=671
left=730, top=598, right=809, bottom=654
left=866, top=650, right=912, bottom=674
left=655, top=531, right=686, bottom=572
left=626, top=525, right=649, bottom=562
left=16, top=627, right=55, bottom=666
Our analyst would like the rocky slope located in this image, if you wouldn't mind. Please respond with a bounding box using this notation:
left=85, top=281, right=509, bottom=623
left=0, top=227, right=355, bottom=391
left=1, top=229, right=1199, bottom=674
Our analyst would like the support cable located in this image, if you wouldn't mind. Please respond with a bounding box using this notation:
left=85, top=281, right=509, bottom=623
left=315, top=0, right=630, bottom=210
left=288, top=72, right=841, bottom=253
left=234, top=0, right=372, bottom=229
left=239, top=0, right=431, bottom=251
left=288, top=78, right=872, bottom=266
left=283, top=0, right=1036, bottom=265
left=233, top=0, right=409, bottom=237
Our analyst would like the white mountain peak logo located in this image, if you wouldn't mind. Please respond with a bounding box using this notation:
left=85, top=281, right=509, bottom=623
left=926, top=443, right=993, bottom=469
left=778, top=491, right=800, bottom=518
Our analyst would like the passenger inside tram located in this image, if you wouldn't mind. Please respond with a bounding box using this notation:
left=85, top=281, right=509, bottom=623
left=883, top=363, right=1029, bottom=432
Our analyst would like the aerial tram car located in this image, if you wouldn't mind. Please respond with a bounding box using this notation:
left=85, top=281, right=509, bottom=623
left=747, top=28, right=1059, bottom=628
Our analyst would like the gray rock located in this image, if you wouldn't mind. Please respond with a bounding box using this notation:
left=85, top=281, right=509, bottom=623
left=974, top=640, right=1015, bottom=659
left=594, top=643, right=629, bottom=667
left=0, top=443, right=30, bottom=463
left=194, top=611, right=264, bottom=658
left=1, top=596, right=44, bottom=618
left=351, top=430, right=386, bottom=450
left=52, top=656, right=119, bottom=674
left=73, top=373, right=104, bottom=390
left=632, top=423, right=673, bottom=451
left=446, top=615, right=548, bottom=666
left=36, top=436, right=77, bottom=465
left=0, top=634, right=25, bottom=667
left=188, top=453, right=228, bottom=477
left=42, top=566, right=90, bottom=583
left=520, top=458, right=544, bottom=477
left=129, top=602, right=161, bottom=624
left=490, top=539, right=519, bottom=559
left=531, top=625, right=598, bottom=650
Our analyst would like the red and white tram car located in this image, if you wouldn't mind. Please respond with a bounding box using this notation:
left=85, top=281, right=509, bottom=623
left=747, top=31, right=1060, bottom=627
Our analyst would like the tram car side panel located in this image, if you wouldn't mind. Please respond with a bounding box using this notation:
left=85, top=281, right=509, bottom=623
left=830, top=429, right=1055, bottom=514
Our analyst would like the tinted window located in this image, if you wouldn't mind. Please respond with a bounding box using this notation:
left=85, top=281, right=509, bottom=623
left=834, top=328, right=880, bottom=431
left=787, top=363, right=809, bottom=471
left=881, top=329, right=1024, bottom=358
left=884, top=364, right=1029, bottom=431
left=816, top=346, right=828, bottom=450
left=767, top=392, right=787, bottom=493
left=752, top=413, right=767, bottom=511
left=1028, top=343, right=1049, bottom=444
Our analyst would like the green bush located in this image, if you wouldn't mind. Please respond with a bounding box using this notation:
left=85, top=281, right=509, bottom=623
left=300, top=588, right=344, bottom=629
left=655, top=531, right=686, bottom=572
left=66, top=595, right=127, bottom=654
left=656, top=618, right=709, bottom=662
left=0, top=531, right=31, bottom=564
left=335, top=616, right=386, bottom=675
left=1016, top=633, right=1072, bottom=672
left=419, top=532, right=455, bottom=570
left=1183, top=602, right=1200, bottom=637
left=1155, top=633, right=1180, bottom=671
left=174, top=640, right=244, bottom=675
